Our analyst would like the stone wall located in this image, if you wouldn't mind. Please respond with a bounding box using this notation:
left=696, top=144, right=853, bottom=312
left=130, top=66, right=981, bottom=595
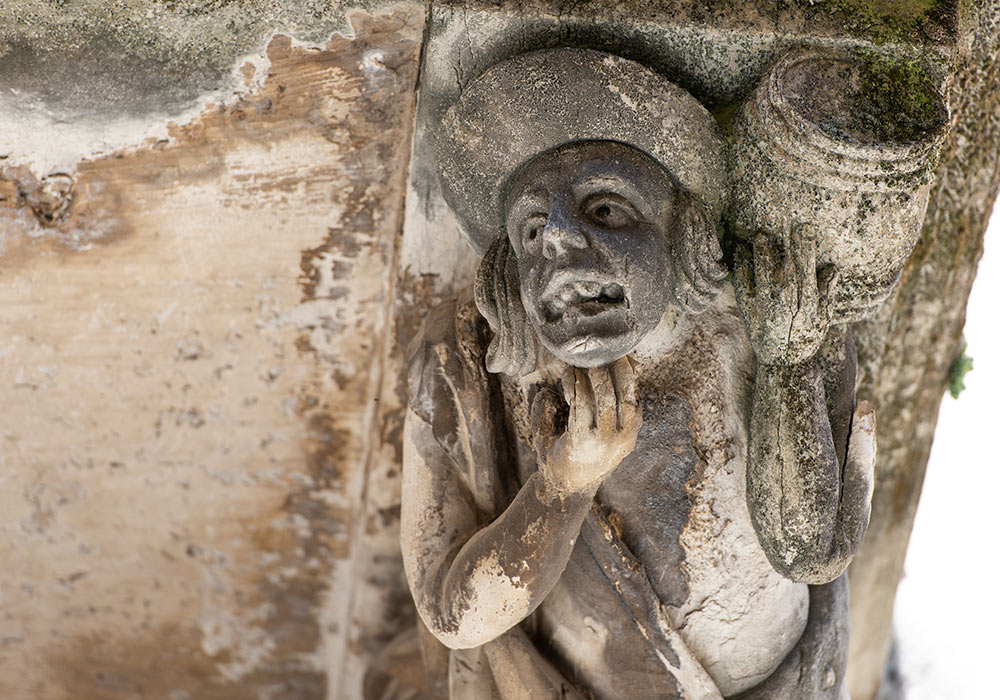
left=0, top=4, right=422, bottom=698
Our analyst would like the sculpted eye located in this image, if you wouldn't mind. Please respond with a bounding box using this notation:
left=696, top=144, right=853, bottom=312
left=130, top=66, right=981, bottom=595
left=582, top=194, right=639, bottom=229
left=522, top=213, right=547, bottom=243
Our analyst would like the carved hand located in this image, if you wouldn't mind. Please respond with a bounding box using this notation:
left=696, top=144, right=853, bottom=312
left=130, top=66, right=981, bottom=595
left=531, top=357, right=642, bottom=497
left=733, top=223, right=840, bottom=366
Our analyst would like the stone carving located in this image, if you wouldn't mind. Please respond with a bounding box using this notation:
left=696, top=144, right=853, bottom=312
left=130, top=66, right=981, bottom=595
left=730, top=48, right=947, bottom=325
left=392, top=47, right=944, bottom=699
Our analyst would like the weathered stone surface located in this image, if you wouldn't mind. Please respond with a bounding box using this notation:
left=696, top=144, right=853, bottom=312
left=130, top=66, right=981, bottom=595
left=395, top=5, right=996, bottom=699
left=0, top=2, right=995, bottom=698
left=436, top=48, right=727, bottom=256
left=0, top=0, right=398, bottom=118
left=730, top=48, right=946, bottom=325
left=405, top=0, right=959, bottom=307
left=0, top=6, right=422, bottom=699
left=397, top=31, right=902, bottom=696
left=847, top=2, right=1000, bottom=698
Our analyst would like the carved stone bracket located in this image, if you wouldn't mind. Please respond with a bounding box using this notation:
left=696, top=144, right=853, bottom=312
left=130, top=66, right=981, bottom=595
left=379, top=8, right=956, bottom=699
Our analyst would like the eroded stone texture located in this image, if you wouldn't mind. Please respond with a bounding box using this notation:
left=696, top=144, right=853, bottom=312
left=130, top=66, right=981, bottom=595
left=730, top=48, right=946, bottom=325
left=1, top=2, right=996, bottom=698
left=0, top=1, right=396, bottom=116
left=847, top=2, right=1000, bottom=698
left=397, top=4, right=993, bottom=699
left=394, top=38, right=910, bottom=698
left=0, top=6, right=422, bottom=699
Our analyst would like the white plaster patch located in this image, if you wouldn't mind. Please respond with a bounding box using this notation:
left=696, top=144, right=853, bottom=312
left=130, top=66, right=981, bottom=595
left=653, top=292, right=810, bottom=697
left=400, top=164, right=479, bottom=292
left=461, top=550, right=533, bottom=644
left=606, top=82, right=640, bottom=111
left=197, top=609, right=277, bottom=682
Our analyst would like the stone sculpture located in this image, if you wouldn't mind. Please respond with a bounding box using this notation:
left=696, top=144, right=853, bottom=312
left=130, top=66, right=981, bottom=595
left=396, top=47, right=944, bottom=699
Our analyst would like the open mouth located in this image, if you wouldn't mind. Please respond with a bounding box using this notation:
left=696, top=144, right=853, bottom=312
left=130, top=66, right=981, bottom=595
left=541, top=280, right=627, bottom=322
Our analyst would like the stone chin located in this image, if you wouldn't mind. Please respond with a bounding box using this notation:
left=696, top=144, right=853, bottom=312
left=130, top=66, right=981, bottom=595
left=543, top=333, right=640, bottom=368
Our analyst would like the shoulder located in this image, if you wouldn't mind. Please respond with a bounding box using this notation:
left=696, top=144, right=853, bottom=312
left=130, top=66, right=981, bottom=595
left=405, top=292, right=506, bottom=513
left=407, top=292, right=492, bottom=424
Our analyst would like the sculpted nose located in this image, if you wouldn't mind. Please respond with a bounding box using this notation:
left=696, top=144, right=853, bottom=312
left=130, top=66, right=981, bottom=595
left=541, top=217, right=589, bottom=259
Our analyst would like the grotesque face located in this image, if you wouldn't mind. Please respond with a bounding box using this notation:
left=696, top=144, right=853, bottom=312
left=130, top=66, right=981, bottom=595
left=505, top=141, right=675, bottom=367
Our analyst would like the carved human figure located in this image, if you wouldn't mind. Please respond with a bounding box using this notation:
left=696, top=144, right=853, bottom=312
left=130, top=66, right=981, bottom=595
left=400, top=49, right=878, bottom=700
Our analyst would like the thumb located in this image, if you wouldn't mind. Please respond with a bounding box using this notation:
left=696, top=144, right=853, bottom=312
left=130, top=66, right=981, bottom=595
left=839, top=400, right=876, bottom=553
left=530, top=386, right=565, bottom=462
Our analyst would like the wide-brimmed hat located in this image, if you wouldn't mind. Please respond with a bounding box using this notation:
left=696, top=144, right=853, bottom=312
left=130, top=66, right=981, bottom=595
left=436, top=48, right=727, bottom=255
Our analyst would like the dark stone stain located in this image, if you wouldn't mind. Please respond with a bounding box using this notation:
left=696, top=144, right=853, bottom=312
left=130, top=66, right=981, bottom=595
left=0, top=32, right=227, bottom=119
left=386, top=271, right=446, bottom=468
left=302, top=412, right=354, bottom=487
left=601, top=391, right=698, bottom=610
left=278, top=7, right=423, bottom=698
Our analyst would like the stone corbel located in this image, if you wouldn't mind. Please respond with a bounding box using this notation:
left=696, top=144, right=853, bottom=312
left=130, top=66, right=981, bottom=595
left=379, top=35, right=952, bottom=700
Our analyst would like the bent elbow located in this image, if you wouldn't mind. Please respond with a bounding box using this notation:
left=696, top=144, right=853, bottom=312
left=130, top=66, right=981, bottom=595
left=417, top=609, right=506, bottom=650
left=431, top=628, right=485, bottom=651
left=771, top=553, right=851, bottom=585
left=414, top=584, right=530, bottom=650
left=762, top=533, right=859, bottom=585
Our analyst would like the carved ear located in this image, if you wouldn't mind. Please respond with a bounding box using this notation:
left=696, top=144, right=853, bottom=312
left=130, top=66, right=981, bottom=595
left=474, top=236, right=538, bottom=376
left=669, top=189, right=727, bottom=314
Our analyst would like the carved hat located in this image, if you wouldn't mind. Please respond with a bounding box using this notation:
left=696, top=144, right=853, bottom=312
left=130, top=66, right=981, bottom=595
left=436, top=48, right=727, bottom=255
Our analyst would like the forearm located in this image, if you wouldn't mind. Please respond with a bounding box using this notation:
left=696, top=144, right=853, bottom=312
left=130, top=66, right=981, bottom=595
left=747, top=357, right=844, bottom=583
left=418, top=471, right=595, bottom=649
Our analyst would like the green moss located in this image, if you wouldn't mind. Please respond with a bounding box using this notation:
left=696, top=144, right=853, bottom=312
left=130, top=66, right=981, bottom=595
left=802, top=0, right=953, bottom=42
left=947, top=340, right=973, bottom=398
left=854, top=51, right=947, bottom=143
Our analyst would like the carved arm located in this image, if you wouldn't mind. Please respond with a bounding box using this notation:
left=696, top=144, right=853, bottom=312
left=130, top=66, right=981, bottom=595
left=746, top=355, right=875, bottom=584
left=402, top=412, right=595, bottom=649
left=401, top=305, right=640, bottom=649
left=735, top=227, right=876, bottom=584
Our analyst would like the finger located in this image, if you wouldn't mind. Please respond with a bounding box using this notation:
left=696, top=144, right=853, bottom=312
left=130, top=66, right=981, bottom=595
left=702, top=254, right=728, bottom=285
left=818, top=264, right=840, bottom=323
left=561, top=365, right=577, bottom=435
left=678, top=283, right=711, bottom=312
left=574, top=368, right=596, bottom=431
left=691, top=232, right=725, bottom=295
left=560, top=365, right=575, bottom=406
left=779, top=223, right=796, bottom=293
left=588, top=366, right=616, bottom=434
left=698, top=230, right=728, bottom=283
left=609, top=356, right=637, bottom=429
left=677, top=230, right=717, bottom=296
left=791, top=225, right=819, bottom=300
left=670, top=257, right=708, bottom=312
left=611, top=356, right=638, bottom=405
left=683, top=197, right=719, bottom=282
left=529, top=387, right=562, bottom=460
left=677, top=256, right=714, bottom=311
left=840, top=400, right=876, bottom=552
left=732, top=240, right=754, bottom=300
left=753, top=233, right=777, bottom=297
left=772, top=229, right=797, bottom=310
left=624, top=357, right=643, bottom=434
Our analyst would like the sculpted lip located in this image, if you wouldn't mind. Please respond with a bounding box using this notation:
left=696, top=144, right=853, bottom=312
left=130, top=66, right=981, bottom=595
left=539, top=272, right=627, bottom=323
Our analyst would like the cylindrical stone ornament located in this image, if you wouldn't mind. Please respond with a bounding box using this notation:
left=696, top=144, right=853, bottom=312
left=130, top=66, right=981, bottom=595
left=730, top=49, right=947, bottom=322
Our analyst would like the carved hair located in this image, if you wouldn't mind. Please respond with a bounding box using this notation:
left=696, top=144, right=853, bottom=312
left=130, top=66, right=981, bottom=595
left=475, top=187, right=725, bottom=377
left=666, top=188, right=727, bottom=314
left=474, top=235, right=539, bottom=377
